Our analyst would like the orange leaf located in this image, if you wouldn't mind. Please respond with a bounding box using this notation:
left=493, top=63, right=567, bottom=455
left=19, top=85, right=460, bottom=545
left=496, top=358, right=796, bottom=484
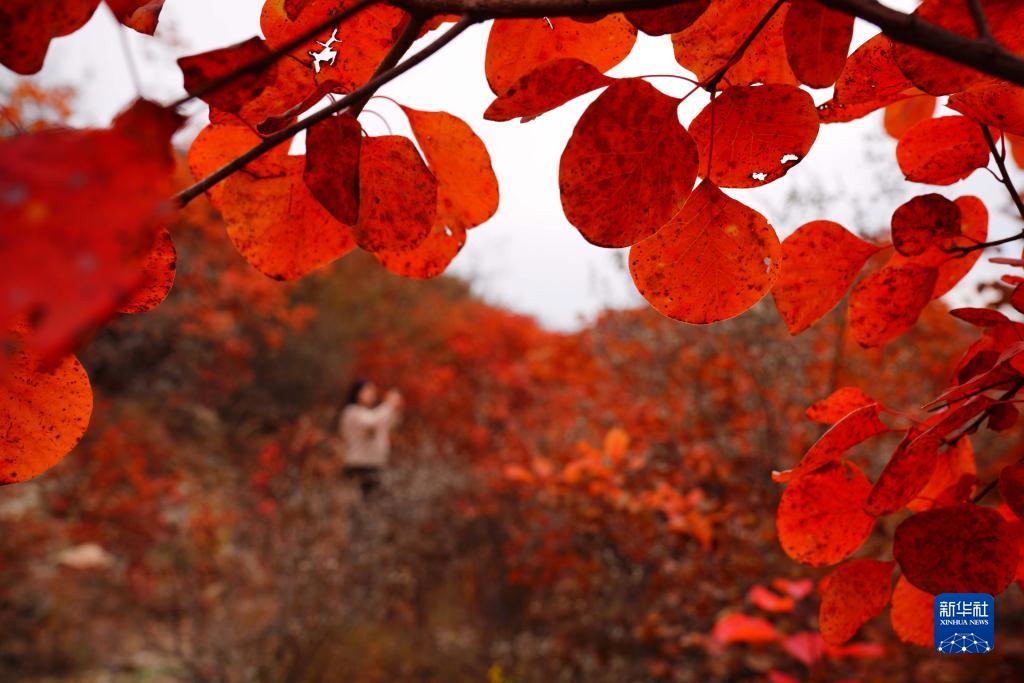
left=118, top=228, right=176, bottom=314
left=0, top=0, right=100, bottom=74
left=629, top=181, right=780, bottom=324
left=0, top=347, right=92, bottom=484
left=303, top=113, right=362, bottom=226
left=672, top=0, right=797, bottom=86
left=401, top=106, right=499, bottom=231
left=894, top=504, right=1021, bottom=595
left=777, top=461, right=876, bottom=566
left=106, top=0, right=166, bottom=34
left=848, top=263, right=938, bottom=348
left=897, top=116, right=990, bottom=185
left=820, top=35, right=915, bottom=123
left=354, top=135, right=437, bottom=252
left=890, top=576, right=934, bottom=647
left=485, top=16, right=636, bottom=96
left=776, top=404, right=888, bottom=483
left=819, top=559, right=895, bottom=645
left=690, top=84, right=818, bottom=188
left=560, top=78, right=698, bottom=247
left=375, top=222, right=466, bottom=279
left=883, top=95, right=936, bottom=140
left=772, top=220, right=881, bottom=335
left=711, top=613, right=779, bottom=644
left=747, top=585, right=795, bottom=613
left=626, top=1, right=710, bottom=36
left=783, top=0, right=854, bottom=88
left=484, top=58, right=613, bottom=123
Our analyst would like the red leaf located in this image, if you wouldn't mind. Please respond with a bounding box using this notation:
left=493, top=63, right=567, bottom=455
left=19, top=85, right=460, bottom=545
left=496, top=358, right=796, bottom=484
left=806, top=387, right=877, bottom=425
left=848, top=263, right=937, bottom=348
left=891, top=194, right=961, bottom=257
left=483, top=59, right=613, bottom=123
left=118, top=228, right=176, bottom=314
left=894, top=504, right=1021, bottom=595
left=819, top=559, right=895, bottom=645
left=896, top=116, right=990, bottom=185
left=893, top=0, right=1024, bottom=96
left=883, top=95, right=936, bottom=140
left=105, top=0, right=166, bottom=34
left=354, top=135, right=438, bottom=252
left=0, top=99, right=182, bottom=359
left=890, top=576, right=934, bottom=647
left=1000, top=463, right=1024, bottom=520
left=781, top=631, right=825, bottom=666
left=866, top=434, right=944, bottom=516
left=485, top=16, right=636, bottom=96
left=304, top=113, right=362, bottom=226
left=776, top=404, right=888, bottom=483
left=401, top=106, right=499, bottom=231
left=260, top=0, right=409, bottom=95
left=949, top=82, right=1024, bottom=136
left=988, top=402, right=1019, bottom=431
left=0, top=0, right=100, bottom=74
left=950, top=307, right=1010, bottom=327
left=772, top=577, right=814, bottom=600
left=375, top=222, right=466, bottom=279
left=690, top=84, right=818, bottom=188
left=629, top=181, right=780, bottom=324
left=0, top=347, right=92, bottom=484
left=772, top=220, right=881, bottom=335
left=777, top=461, right=876, bottom=567
left=711, top=613, right=779, bottom=644
left=829, top=36, right=914, bottom=112
left=560, top=78, right=698, bottom=247
left=747, top=585, right=795, bottom=613
left=626, top=1, right=710, bottom=36
left=907, top=438, right=976, bottom=512
left=783, top=0, right=854, bottom=88
left=672, top=0, right=796, bottom=86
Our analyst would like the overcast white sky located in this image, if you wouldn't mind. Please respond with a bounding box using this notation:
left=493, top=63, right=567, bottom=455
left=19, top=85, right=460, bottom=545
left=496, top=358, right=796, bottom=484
left=5, top=0, right=1019, bottom=329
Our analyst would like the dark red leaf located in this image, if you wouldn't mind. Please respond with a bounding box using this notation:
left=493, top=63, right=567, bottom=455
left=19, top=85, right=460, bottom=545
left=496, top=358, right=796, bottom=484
left=819, top=559, right=895, bottom=645
left=848, top=263, right=937, bottom=348
left=1000, top=463, right=1024, bottom=519
left=891, top=194, right=961, bottom=257
left=783, top=0, right=854, bottom=88
left=303, top=113, right=362, bottom=226
left=484, top=59, right=613, bottom=123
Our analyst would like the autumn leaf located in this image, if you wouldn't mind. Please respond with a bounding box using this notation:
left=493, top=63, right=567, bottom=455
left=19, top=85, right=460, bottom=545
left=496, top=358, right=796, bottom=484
left=890, top=576, right=934, bottom=647
left=105, top=0, right=166, bottom=34
left=819, top=559, right=894, bottom=645
left=775, top=403, right=888, bottom=483
left=782, top=0, right=854, bottom=89
left=894, top=504, right=1021, bottom=595
left=375, top=222, right=466, bottom=279
left=690, top=84, right=818, bottom=188
left=772, top=220, right=881, bottom=335
left=848, top=263, right=938, bottom=348
left=777, top=461, right=876, bottom=567
left=896, top=116, right=990, bottom=185
left=303, top=113, right=362, bottom=226
left=906, top=438, right=976, bottom=513
left=118, top=228, right=177, bottom=314
left=560, top=78, right=697, bottom=247
left=626, top=1, right=710, bottom=36
left=711, top=613, right=779, bottom=644
left=0, top=346, right=93, bottom=484
left=805, top=387, right=877, bottom=425
left=747, top=585, right=795, bottom=613
left=890, top=194, right=961, bottom=257
left=1000, top=463, right=1024, bottom=519
left=484, top=59, right=613, bottom=123
left=485, top=16, right=636, bottom=96
left=883, top=95, right=936, bottom=140
left=629, top=181, right=780, bottom=324
left=0, top=1, right=100, bottom=74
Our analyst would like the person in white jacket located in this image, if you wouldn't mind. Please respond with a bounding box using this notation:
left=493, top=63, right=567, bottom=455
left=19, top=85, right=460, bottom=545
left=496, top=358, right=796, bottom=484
left=340, top=379, right=402, bottom=497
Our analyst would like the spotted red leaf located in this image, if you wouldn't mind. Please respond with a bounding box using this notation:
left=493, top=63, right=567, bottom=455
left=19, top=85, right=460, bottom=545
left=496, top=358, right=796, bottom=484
left=375, top=222, right=466, bottom=279
left=690, top=84, right=818, bottom=188
left=560, top=78, right=697, bottom=247
left=485, top=16, right=636, bottom=96
left=0, top=0, right=100, bottom=74
left=893, top=0, right=1024, bottom=96
left=401, top=106, right=499, bottom=231
left=819, top=559, right=895, bottom=645
left=896, top=116, right=990, bottom=185
left=948, top=83, right=1024, bottom=136
left=894, top=504, right=1021, bottom=595
left=1000, top=463, right=1024, bottom=520
left=0, top=100, right=182, bottom=360
left=775, top=403, right=888, bottom=483
left=906, top=437, right=976, bottom=513
left=866, top=434, right=944, bottom=516
left=777, top=461, right=876, bottom=566
left=0, top=347, right=92, bottom=484
left=354, top=135, right=437, bottom=252
left=890, top=576, right=934, bottom=646
left=783, top=0, right=854, bottom=88
left=883, top=95, right=936, bottom=140
left=629, top=181, right=780, bottom=324
left=484, top=59, right=613, bottom=123
left=672, top=0, right=796, bottom=86
left=806, top=387, right=876, bottom=425
left=626, top=1, right=710, bottom=36
left=848, top=263, right=938, bottom=348
left=772, top=220, right=881, bottom=335
left=823, top=35, right=914, bottom=122
left=118, top=228, right=176, bottom=314
left=891, top=194, right=961, bottom=257
left=304, top=113, right=362, bottom=226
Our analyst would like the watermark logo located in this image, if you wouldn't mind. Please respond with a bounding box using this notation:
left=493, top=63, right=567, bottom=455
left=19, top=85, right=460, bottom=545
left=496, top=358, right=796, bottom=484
left=934, top=593, right=994, bottom=654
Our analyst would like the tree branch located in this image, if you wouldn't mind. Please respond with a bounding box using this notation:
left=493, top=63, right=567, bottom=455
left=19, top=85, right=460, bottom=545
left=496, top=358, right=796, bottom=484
left=967, top=0, right=994, bottom=42
left=981, top=125, right=1024, bottom=222
left=175, top=16, right=476, bottom=207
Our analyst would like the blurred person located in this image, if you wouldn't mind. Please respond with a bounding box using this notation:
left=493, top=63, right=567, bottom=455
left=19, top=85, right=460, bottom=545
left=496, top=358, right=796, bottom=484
left=340, top=378, right=402, bottom=498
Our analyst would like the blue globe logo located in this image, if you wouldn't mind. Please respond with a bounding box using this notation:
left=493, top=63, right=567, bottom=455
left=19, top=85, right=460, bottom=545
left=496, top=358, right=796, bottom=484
left=937, top=633, right=991, bottom=654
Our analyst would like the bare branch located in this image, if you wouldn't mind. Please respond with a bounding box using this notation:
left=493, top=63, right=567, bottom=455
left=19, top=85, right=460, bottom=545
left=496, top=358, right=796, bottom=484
left=967, top=0, right=994, bottom=42
left=175, top=17, right=476, bottom=207
left=981, top=125, right=1024, bottom=222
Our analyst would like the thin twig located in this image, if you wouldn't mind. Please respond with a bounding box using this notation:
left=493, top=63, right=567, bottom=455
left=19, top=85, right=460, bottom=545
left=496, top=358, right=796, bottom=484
left=116, top=25, right=143, bottom=97
left=981, top=125, right=1024, bottom=222
left=702, top=0, right=786, bottom=92
left=174, top=16, right=476, bottom=206
left=348, top=17, right=426, bottom=118
left=967, top=0, right=994, bottom=42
